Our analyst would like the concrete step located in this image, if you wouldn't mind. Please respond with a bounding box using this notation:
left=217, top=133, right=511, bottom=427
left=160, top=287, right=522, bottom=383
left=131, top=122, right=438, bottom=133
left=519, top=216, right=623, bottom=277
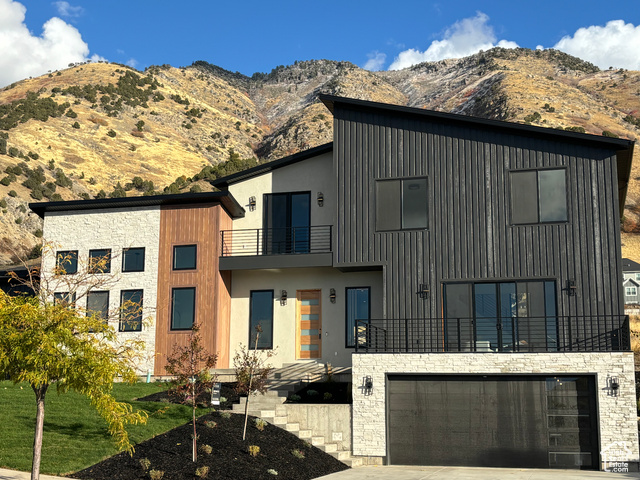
left=258, top=409, right=276, bottom=418
left=284, top=423, right=300, bottom=432
left=310, top=436, right=324, bottom=446
left=316, top=443, right=337, bottom=453
left=329, top=450, right=352, bottom=461
left=297, top=429, right=313, bottom=439
left=341, top=457, right=363, bottom=468
left=272, top=416, right=288, bottom=425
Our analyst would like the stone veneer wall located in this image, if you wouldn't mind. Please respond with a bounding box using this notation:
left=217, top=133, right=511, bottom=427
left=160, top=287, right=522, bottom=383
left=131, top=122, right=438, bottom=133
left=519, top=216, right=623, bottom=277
left=42, top=207, right=161, bottom=374
left=352, top=352, right=639, bottom=465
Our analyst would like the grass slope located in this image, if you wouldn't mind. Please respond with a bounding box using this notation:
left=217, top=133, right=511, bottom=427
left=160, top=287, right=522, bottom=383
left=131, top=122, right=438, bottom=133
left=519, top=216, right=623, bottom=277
left=0, top=381, right=208, bottom=475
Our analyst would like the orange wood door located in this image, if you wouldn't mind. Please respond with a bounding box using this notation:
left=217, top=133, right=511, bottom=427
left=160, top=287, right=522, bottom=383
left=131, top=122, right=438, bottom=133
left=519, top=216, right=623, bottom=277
left=296, top=290, right=321, bottom=359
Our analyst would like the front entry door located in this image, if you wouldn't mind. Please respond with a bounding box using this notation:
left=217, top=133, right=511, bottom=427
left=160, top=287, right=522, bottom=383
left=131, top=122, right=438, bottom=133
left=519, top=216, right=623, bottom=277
left=297, top=290, right=321, bottom=359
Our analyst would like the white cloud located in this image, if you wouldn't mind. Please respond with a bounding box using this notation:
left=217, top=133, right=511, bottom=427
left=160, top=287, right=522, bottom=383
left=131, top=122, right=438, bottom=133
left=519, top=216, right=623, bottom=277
left=126, top=58, right=138, bottom=68
left=388, top=12, right=518, bottom=70
left=0, top=0, right=101, bottom=87
left=363, top=51, right=386, bottom=71
left=553, top=20, right=640, bottom=70
left=53, top=1, right=83, bottom=18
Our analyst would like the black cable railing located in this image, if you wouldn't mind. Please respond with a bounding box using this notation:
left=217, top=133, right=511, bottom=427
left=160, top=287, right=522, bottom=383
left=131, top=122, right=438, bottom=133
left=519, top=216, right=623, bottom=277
left=355, top=315, right=630, bottom=353
left=221, top=226, right=332, bottom=257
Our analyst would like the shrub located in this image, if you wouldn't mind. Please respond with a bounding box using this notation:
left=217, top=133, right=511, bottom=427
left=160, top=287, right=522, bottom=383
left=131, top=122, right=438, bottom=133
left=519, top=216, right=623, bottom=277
left=107, top=129, right=116, bottom=137
left=34, top=229, right=43, bottom=238
left=219, top=411, right=231, bottom=419
left=0, top=199, right=6, bottom=208
left=15, top=217, right=22, bottom=224
left=195, top=466, right=209, bottom=478
left=523, top=111, right=541, bottom=123
left=0, top=175, right=14, bottom=186
left=8, top=190, right=17, bottom=197
left=288, top=394, right=301, bottom=402
left=149, top=470, right=164, bottom=480
left=602, top=130, right=619, bottom=138
left=190, top=184, right=202, bottom=193
left=139, top=458, right=151, bottom=471
left=27, top=151, right=39, bottom=160
left=72, top=121, right=80, bottom=129
left=199, top=444, right=213, bottom=455
left=65, top=109, right=78, bottom=118
left=204, top=420, right=217, bottom=428
left=248, top=445, right=260, bottom=457
left=254, top=418, right=267, bottom=431
left=48, top=159, right=55, bottom=170
left=565, top=126, right=586, bottom=133
left=306, top=389, right=319, bottom=397
left=291, top=448, right=305, bottom=459
left=324, top=392, right=333, bottom=401
left=267, top=469, right=278, bottom=476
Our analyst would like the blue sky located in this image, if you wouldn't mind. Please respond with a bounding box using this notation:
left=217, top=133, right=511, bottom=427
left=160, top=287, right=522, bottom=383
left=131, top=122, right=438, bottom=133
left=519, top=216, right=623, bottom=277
left=1, top=0, right=640, bottom=87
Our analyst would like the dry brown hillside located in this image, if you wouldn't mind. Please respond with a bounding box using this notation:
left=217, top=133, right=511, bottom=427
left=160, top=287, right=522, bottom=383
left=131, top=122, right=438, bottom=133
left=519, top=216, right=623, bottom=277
left=0, top=49, right=639, bottom=264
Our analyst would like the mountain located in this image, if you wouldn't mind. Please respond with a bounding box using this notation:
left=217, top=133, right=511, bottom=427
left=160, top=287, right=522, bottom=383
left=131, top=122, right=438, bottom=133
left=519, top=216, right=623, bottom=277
left=0, top=48, right=639, bottom=265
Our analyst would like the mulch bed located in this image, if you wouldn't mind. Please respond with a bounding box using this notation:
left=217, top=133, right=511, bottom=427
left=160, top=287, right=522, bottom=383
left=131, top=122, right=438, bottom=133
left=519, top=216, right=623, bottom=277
left=136, top=382, right=240, bottom=410
left=71, top=411, right=349, bottom=480
left=287, top=382, right=352, bottom=404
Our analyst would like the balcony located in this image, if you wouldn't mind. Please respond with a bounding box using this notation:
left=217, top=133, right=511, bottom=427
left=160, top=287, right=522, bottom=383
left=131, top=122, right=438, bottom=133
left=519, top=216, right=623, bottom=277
left=355, top=315, right=630, bottom=353
left=219, top=226, right=333, bottom=270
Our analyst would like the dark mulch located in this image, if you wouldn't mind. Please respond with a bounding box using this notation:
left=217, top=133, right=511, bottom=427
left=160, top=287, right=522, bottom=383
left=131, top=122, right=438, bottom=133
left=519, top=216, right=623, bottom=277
left=71, top=411, right=349, bottom=480
left=136, top=382, right=240, bottom=410
left=287, top=382, right=352, bottom=404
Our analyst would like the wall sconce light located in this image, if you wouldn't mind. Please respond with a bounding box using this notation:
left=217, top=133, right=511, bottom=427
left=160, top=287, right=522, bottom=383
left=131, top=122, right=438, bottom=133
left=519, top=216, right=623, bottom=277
left=248, top=196, right=256, bottom=212
left=317, top=192, right=324, bottom=207
left=280, top=290, right=287, bottom=306
left=416, top=283, right=429, bottom=299
left=364, top=376, right=373, bottom=395
left=566, top=279, right=577, bottom=297
left=607, top=375, right=620, bottom=397
left=330, top=288, right=336, bottom=303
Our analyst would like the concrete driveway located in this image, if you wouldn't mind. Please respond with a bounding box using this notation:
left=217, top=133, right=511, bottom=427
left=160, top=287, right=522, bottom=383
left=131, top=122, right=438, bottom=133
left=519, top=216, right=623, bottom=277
left=317, top=465, right=640, bottom=480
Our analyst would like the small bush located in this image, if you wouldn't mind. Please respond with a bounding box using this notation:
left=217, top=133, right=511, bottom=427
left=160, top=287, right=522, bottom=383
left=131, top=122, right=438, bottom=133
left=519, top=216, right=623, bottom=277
left=195, top=466, right=209, bottom=478
left=8, top=190, right=17, bottom=197
left=248, top=445, right=260, bottom=457
left=65, top=109, right=78, bottom=118
left=149, top=470, right=164, bottom=480
left=254, top=418, right=267, bottom=431
left=288, top=394, right=301, bottom=402
left=291, top=448, right=305, bottom=459
left=602, top=130, right=619, bottom=138
left=219, top=411, right=231, bottom=419
left=72, top=121, right=80, bottom=129
left=204, top=420, right=217, bottom=428
left=306, top=389, right=319, bottom=397
left=34, top=229, right=43, bottom=238
left=0, top=199, right=6, bottom=208
left=15, top=217, right=22, bottom=224
left=324, top=392, right=333, bottom=401
left=107, top=129, right=116, bottom=137
left=199, top=444, right=213, bottom=455
left=139, top=458, right=151, bottom=471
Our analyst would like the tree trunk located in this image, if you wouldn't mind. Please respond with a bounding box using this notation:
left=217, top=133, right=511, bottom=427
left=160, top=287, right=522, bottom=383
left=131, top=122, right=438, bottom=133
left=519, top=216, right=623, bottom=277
left=242, top=332, right=260, bottom=441
left=191, top=382, right=197, bottom=462
left=31, top=383, right=49, bottom=480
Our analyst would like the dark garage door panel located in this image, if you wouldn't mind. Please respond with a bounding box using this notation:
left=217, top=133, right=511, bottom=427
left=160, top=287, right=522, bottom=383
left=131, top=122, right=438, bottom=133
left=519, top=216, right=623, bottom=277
left=387, top=375, right=596, bottom=469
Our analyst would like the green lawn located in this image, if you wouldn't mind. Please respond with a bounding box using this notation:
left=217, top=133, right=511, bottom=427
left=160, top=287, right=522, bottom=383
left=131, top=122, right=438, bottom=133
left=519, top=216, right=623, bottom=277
left=0, top=381, right=210, bottom=475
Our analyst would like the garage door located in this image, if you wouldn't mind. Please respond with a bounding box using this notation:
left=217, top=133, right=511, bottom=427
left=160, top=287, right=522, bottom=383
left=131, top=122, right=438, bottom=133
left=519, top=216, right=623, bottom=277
left=387, top=375, right=598, bottom=469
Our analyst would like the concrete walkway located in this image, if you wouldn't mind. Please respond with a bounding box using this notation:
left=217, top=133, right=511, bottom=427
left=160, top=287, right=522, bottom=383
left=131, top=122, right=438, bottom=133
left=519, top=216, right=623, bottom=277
left=317, top=465, right=640, bottom=480
left=0, top=469, right=67, bottom=480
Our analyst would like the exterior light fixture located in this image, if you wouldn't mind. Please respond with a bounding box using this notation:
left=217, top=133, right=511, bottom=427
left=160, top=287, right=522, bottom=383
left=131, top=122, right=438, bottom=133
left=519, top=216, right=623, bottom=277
left=330, top=288, right=336, bottom=303
left=317, top=192, right=324, bottom=207
left=416, top=284, right=429, bottom=299
left=280, top=290, right=287, bottom=306
left=248, top=196, right=256, bottom=212
left=364, top=376, right=373, bottom=395
left=566, top=279, right=577, bottom=296
left=608, top=375, right=620, bottom=397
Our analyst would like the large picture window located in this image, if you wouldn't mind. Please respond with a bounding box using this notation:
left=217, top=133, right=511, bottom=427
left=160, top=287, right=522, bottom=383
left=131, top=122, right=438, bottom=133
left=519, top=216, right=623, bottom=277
left=55, top=250, right=78, bottom=275
left=119, top=289, right=143, bottom=332
left=171, top=287, right=196, bottom=330
left=346, top=287, right=370, bottom=347
left=249, top=290, right=273, bottom=349
left=122, top=248, right=145, bottom=272
left=376, top=177, right=427, bottom=231
left=443, top=280, right=557, bottom=352
left=511, top=169, right=567, bottom=224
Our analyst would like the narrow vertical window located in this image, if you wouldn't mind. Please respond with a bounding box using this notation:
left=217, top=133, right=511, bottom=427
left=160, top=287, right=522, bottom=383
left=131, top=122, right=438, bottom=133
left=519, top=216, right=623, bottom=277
left=120, top=289, right=143, bottom=332
left=171, top=287, right=196, bottom=330
left=249, top=290, right=273, bottom=349
left=346, top=287, right=370, bottom=347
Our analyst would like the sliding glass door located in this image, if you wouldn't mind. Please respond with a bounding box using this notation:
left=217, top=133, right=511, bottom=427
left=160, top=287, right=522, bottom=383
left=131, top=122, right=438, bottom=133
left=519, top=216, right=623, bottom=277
left=263, top=192, right=310, bottom=254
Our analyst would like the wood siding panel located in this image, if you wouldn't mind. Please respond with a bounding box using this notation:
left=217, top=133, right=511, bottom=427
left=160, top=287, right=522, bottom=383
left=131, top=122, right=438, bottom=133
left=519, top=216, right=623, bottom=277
left=154, top=204, right=232, bottom=374
left=333, top=106, right=624, bottom=324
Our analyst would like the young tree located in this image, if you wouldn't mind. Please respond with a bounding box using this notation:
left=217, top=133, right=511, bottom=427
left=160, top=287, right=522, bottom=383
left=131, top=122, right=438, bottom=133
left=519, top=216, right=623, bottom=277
left=0, top=246, right=149, bottom=480
left=234, top=326, right=275, bottom=441
left=164, top=322, right=218, bottom=462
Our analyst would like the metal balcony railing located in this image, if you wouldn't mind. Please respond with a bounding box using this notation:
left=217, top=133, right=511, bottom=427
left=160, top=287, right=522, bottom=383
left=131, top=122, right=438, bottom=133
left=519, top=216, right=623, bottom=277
left=355, top=315, right=630, bottom=353
left=220, top=226, right=332, bottom=257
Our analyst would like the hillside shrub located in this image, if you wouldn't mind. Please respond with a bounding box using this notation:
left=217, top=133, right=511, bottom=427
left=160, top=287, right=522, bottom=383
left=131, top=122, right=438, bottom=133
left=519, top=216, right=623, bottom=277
left=107, top=129, right=116, bottom=138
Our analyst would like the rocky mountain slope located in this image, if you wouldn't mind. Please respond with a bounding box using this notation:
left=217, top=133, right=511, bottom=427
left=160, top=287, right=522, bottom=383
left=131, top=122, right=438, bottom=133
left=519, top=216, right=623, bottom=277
left=0, top=48, right=639, bottom=265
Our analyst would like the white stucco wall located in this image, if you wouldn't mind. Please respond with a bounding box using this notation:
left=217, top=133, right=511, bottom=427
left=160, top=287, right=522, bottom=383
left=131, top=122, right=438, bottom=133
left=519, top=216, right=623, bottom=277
left=229, top=267, right=383, bottom=367
left=42, top=207, right=161, bottom=374
left=351, top=352, right=639, bottom=466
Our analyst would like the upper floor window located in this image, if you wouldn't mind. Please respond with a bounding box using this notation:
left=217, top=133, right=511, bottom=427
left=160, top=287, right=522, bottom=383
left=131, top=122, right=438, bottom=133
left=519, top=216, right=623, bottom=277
left=263, top=192, right=310, bottom=254
left=346, top=287, right=370, bottom=348
left=511, top=169, right=567, bottom=224
left=120, top=289, right=143, bottom=332
left=55, top=250, right=78, bottom=275
left=54, top=291, right=76, bottom=307
left=635, top=273, right=640, bottom=282
left=122, top=248, right=145, bottom=272
left=626, top=286, right=637, bottom=297
left=376, top=178, right=428, bottom=231
left=88, top=249, right=111, bottom=274
left=173, top=245, right=197, bottom=270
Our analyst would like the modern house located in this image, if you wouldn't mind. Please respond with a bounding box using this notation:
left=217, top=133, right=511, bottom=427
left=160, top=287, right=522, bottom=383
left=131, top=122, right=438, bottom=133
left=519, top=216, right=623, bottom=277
left=31, top=94, right=637, bottom=471
left=623, top=258, right=640, bottom=305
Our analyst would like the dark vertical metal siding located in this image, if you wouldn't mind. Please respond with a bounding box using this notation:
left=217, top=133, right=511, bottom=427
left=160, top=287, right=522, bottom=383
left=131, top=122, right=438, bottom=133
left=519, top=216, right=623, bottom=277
left=334, top=106, right=623, bottom=320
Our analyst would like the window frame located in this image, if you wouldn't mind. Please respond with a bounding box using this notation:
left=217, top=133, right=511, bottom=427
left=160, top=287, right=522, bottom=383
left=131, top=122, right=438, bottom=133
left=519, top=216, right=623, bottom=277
left=249, top=290, right=274, bottom=350
left=119, top=289, right=143, bottom=332
left=172, top=244, right=198, bottom=271
left=55, top=250, right=78, bottom=275
left=88, top=248, right=112, bottom=274
left=122, top=247, right=145, bottom=273
left=86, top=290, right=109, bottom=322
left=626, top=286, right=638, bottom=297
left=170, top=286, right=196, bottom=330
left=345, top=286, right=371, bottom=348
left=510, top=167, right=569, bottom=226
left=53, top=291, right=76, bottom=307
left=375, top=176, right=428, bottom=232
